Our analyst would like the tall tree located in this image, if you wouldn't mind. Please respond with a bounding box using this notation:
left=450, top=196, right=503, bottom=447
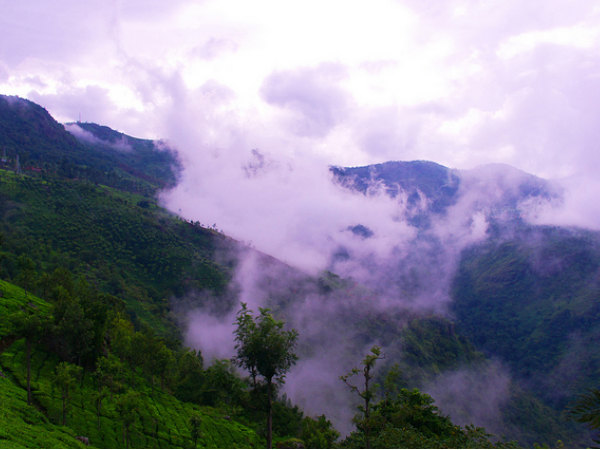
left=53, top=361, right=82, bottom=425
left=11, top=309, right=48, bottom=405
left=233, top=302, right=298, bottom=449
left=116, top=390, right=142, bottom=448
left=340, top=345, right=383, bottom=449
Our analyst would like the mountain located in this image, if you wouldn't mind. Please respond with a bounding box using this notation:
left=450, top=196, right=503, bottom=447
left=329, top=158, right=598, bottom=445
left=0, top=95, right=180, bottom=195
left=452, top=226, right=600, bottom=409
left=331, top=159, right=557, bottom=228
left=0, top=95, right=597, bottom=447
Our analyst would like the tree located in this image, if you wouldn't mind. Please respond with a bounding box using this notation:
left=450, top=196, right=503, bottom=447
left=340, top=374, right=510, bottom=448
left=53, top=361, right=82, bottom=425
left=233, top=302, right=298, bottom=448
left=569, top=388, right=600, bottom=443
left=174, top=349, right=204, bottom=404
left=340, top=345, right=383, bottom=448
left=189, top=413, right=202, bottom=448
left=116, top=390, right=142, bottom=448
left=301, top=414, right=340, bottom=449
left=91, top=386, right=109, bottom=431
left=11, top=309, right=48, bottom=405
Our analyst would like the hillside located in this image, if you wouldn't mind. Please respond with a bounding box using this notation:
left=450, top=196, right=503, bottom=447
left=0, top=95, right=180, bottom=195
left=0, top=279, right=262, bottom=448
left=0, top=95, right=598, bottom=447
left=452, top=226, right=600, bottom=409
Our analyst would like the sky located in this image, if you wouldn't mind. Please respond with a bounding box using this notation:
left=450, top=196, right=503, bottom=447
left=2, top=0, right=600, bottom=179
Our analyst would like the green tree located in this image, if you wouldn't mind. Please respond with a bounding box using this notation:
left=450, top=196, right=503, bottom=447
left=91, top=386, right=109, bottom=430
left=341, top=384, right=510, bottom=448
left=189, top=413, right=202, bottom=448
left=201, top=359, right=246, bottom=412
left=233, top=302, right=298, bottom=449
left=11, top=309, right=49, bottom=405
left=95, top=353, right=126, bottom=395
left=340, top=345, right=383, bottom=448
left=116, top=390, right=142, bottom=448
left=174, top=349, right=204, bottom=404
left=53, top=361, right=82, bottom=425
left=300, top=414, right=340, bottom=449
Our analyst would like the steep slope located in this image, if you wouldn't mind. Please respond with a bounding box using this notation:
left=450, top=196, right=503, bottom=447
left=0, top=95, right=180, bottom=195
left=0, top=168, right=233, bottom=336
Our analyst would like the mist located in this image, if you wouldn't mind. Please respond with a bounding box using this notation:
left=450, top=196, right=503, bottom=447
left=423, top=361, right=511, bottom=437
left=171, top=141, right=565, bottom=434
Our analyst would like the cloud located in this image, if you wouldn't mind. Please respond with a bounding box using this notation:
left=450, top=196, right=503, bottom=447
left=424, top=361, right=511, bottom=436
left=64, top=123, right=133, bottom=152
left=260, top=64, right=350, bottom=137
left=521, top=175, right=600, bottom=230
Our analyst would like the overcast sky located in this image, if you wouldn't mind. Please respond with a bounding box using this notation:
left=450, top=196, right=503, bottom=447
left=2, top=0, right=600, bottom=179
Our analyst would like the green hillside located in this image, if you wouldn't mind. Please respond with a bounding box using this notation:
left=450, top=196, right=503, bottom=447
left=0, top=280, right=261, bottom=448
left=452, top=227, right=600, bottom=421
left=0, top=167, right=232, bottom=337
left=0, top=95, right=180, bottom=195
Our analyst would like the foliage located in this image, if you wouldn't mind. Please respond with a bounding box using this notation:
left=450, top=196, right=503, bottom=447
left=300, top=414, right=340, bottom=449
left=0, top=371, right=86, bottom=449
left=341, top=345, right=384, bottom=448
left=342, top=386, right=514, bottom=449
left=452, top=231, right=600, bottom=445
left=0, top=167, right=231, bottom=337
left=53, top=361, right=82, bottom=426
left=569, top=388, right=600, bottom=442
left=0, top=278, right=263, bottom=448
left=233, top=302, right=299, bottom=448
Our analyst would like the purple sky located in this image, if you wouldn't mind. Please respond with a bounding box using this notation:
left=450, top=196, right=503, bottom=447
left=2, top=0, right=600, bottom=176
left=3, top=0, right=600, bottom=266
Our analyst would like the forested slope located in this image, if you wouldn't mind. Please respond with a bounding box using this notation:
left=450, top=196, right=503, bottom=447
left=0, top=94, right=597, bottom=448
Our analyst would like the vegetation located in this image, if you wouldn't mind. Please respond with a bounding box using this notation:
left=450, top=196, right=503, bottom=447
left=453, top=233, right=600, bottom=397
left=0, top=167, right=231, bottom=337
left=340, top=348, right=516, bottom=449
left=341, top=346, right=384, bottom=448
left=0, top=279, right=263, bottom=448
left=233, top=303, right=299, bottom=448
left=569, top=388, right=600, bottom=443
left=1, top=94, right=598, bottom=448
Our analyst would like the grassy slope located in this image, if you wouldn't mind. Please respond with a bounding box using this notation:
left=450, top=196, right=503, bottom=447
left=0, top=279, right=261, bottom=449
